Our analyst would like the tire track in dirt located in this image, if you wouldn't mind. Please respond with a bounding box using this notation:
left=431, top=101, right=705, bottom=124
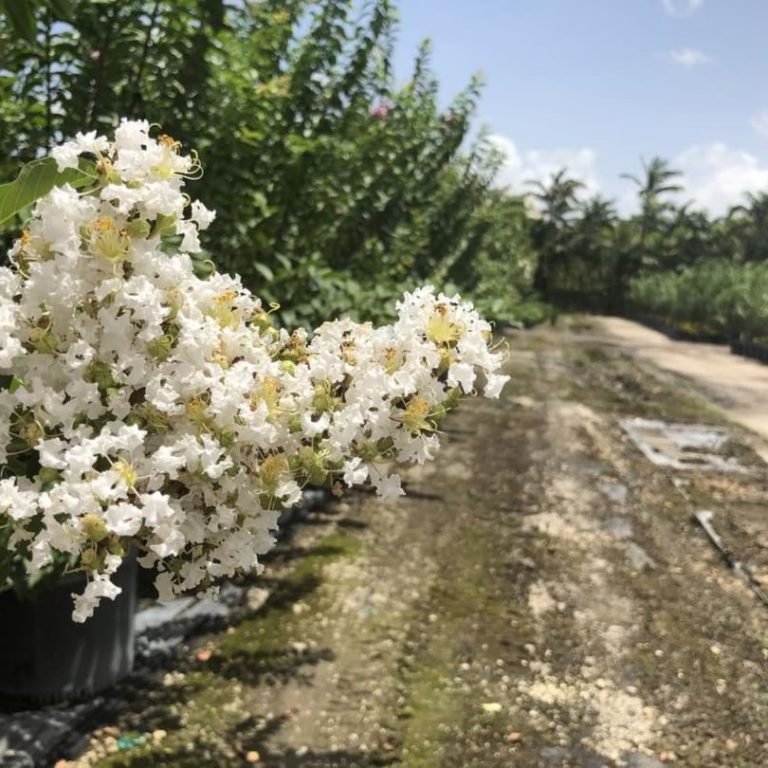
left=73, top=325, right=768, bottom=768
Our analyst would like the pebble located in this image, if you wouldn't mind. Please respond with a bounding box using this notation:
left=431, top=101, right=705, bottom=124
left=725, top=738, right=738, bottom=752
left=162, top=670, right=186, bottom=686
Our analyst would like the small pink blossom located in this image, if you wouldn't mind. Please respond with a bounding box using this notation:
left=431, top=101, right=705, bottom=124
left=369, top=102, right=390, bottom=120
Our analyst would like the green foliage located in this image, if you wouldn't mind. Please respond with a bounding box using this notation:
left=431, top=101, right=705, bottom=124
left=0, top=156, right=95, bottom=224
left=0, top=0, right=538, bottom=328
left=0, top=0, right=72, bottom=42
left=529, top=157, right=768, bottom=343
left=629, top=260, right=768, bottom=343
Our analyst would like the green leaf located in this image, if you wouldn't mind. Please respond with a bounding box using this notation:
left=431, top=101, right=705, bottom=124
left=46, top=0, right=72, bottom=19
left=191, top=256, right=215, bottom=279
left=2, top=0, right=36, bottom=42
left=0, top=157, right=96, bottom=226
left=0, top=374, right=21, bottom=391
left=253, top=262, right=274, bottom=282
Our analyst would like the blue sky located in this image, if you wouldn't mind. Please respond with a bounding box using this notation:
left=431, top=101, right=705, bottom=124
left=392, top=0, right=768, bottom=214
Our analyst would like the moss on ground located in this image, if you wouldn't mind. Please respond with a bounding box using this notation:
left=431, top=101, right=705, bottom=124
left=565, top=343, right=726, bottom=424
left=94, top=531, right=362, bottom=767
left=80, top=320, right=768, bottom=768
left=395, top=518, right=527, bottom=766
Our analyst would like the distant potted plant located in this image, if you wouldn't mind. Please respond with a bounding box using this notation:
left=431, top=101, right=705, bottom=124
left=0, top=121, right=508, bottom=703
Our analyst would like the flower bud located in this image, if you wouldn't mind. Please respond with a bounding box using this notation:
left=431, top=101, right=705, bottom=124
left=82, top=513, right=109, bottom=543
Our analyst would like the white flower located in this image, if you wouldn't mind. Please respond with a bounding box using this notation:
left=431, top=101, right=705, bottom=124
left=0, top=120, right=509, bottom=621
left=371, top=469, right=405, bottom=500
left=150, top=445, right=186, bottom=476
left=484, top=373, right=510, bottom=399
left=342, top=457, right=368, bottom=486
left=49, top=129, right=107, bottom=171
left=191, top=200, right=216, bottom=230
left=114, top=118, right=150, bottom=151
left=448, top=362, right=475, bottom=393
left=142, top=181, right=185, bottom=218
left=104, top=502, right=144, bottom=536
left=101, top=183, right=143, bottom=214
left=74, top=130, right=109, bottom=155
left=0, top=479, right=37, bottom=521
left=72, top=574, right=122, bottom=623
left=51, top=143, right=80, bottom=171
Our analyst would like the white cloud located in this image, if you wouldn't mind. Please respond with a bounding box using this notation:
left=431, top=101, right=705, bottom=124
left=487, top=134, right=601, bottom=200
left=662, top=0, right=703, bottom=17
left=487, top=135, right=768, bottom=217
left=674, top=143, right=768, bottom=214
left=751, top=110, right=768, bottom=138
left=665, top=48, right=711, bottom=68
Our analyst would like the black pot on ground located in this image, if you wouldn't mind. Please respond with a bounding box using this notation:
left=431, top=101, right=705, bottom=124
left=0, top=553, right=137, bottom=706
left=731, top=338, right=768, bottom=364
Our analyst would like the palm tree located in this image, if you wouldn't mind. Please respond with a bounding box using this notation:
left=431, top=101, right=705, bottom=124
left=527, top=169, right=586, bottom=296
left=664, top=203, right=715, bottom=269
left=620, top=156, right=683, bottom=275
left=621, top=156, right=683, bottom=221
left=569, top=196, right=619, bottom=307
left=527, top=168, right=585, bottom=226
left=727, top=191, right=768, bottom=262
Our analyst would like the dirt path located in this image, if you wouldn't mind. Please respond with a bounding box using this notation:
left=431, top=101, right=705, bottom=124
left=69, top=322, right=768, bottom=768
left=594, top=316, right=768, bottom=444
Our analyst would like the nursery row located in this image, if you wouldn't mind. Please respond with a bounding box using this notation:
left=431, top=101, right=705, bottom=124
left=528, top=161, right=768, bottom=349
left=629, top=260, right=768, bottom=347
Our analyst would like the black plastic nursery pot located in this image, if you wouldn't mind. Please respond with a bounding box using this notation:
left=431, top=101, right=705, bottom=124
left=635, top=314, right=729, bottom=345
left=731, top=338, right=768, bottom=365
left=0, top=553, right=137, bottom=706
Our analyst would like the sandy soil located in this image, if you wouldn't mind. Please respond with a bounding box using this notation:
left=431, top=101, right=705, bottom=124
left=64, top=321, right=768, bottom=768
left=595, top=316, right=768, bottom=445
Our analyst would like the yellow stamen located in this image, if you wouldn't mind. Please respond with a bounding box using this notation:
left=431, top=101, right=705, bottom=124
left=260, top=455, right=290, bottom=494
left=401, top=396, right=434, bottom=433
left=87, top=216, right=131, bottom=263
left=426, top=310, right=463, bottom=345
left=114, top=459, right=138, bottom=488
left=158, top=134, right=182, bottom=151
left=209, top=291, right=241, bottom=329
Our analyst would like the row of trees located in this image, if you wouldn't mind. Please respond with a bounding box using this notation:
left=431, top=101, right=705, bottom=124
left=529, top=158, right=768, bottom=342
left=0, top=0, right=540, bottom=328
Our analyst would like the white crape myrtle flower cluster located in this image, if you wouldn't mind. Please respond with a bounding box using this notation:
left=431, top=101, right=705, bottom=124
left=0, top=120, right=508, bottom=621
